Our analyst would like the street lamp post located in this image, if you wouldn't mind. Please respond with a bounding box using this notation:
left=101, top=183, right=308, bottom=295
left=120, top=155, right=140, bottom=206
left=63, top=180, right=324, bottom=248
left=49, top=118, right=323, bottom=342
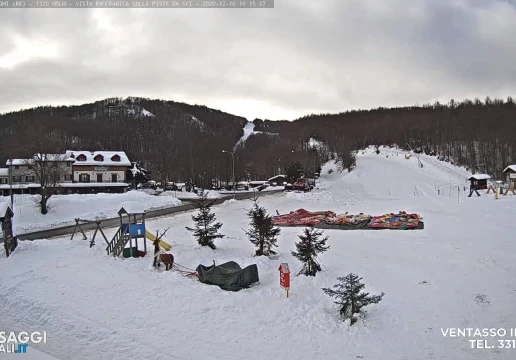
left=222, top=150, right=235, bottom=198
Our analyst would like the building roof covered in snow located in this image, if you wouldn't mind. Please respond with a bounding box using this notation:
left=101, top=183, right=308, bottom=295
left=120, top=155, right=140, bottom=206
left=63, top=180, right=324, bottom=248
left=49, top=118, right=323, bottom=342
left=268, top=174, right=287, bottom=182
left=6, top=154, right=75, bottom=166
left=66, top=151, right=131, bottom=166
left=467, top=174, right=491, bottom=181
left=503, top=165, right=516, bottom=174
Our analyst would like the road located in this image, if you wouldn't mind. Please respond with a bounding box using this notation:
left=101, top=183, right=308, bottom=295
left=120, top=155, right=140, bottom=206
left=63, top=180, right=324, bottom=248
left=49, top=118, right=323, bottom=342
left=15, top=189, right=283, bottom=241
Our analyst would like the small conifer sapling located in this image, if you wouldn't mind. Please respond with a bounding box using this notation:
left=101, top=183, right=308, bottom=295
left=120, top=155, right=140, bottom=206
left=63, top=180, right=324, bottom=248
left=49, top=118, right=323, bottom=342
left=322, top=273, right=384, bottom=325
left=291, top=227, right=330, bottom=276
left=245, top=196, right=281, bottom=256
left=185, top=187, right=224, bottom=249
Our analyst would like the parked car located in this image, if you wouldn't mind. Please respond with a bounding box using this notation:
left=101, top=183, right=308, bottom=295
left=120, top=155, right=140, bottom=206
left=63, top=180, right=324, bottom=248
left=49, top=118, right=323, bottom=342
left=293, top=178, right=311, bottom=192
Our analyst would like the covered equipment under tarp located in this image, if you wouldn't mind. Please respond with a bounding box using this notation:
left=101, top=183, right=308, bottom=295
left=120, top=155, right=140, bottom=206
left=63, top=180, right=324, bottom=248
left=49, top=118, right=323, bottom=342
left=368, top=211, right=422, bottom=229
left=196, top=261, right=259, bottom=291
left=272, top=208, right=336, bottom=226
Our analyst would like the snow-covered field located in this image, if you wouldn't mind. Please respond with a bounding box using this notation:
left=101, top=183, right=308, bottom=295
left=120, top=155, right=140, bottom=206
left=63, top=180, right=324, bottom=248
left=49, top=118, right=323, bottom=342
left=1, top=148, right=515, bottom=360
left=0, top=191, right=182, bottom=234
left=160, top=189, right=223, bottom=199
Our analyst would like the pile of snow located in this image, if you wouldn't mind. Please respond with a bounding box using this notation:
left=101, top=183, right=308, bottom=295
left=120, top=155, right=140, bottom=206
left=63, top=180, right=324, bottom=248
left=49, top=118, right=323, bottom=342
left=1, top=150, right=515, bottom=360
left=321, top=159, right=339, bottom=175
left=159, top=190, right=222, bottom=199
left=8, top=191, right=182, bottom=234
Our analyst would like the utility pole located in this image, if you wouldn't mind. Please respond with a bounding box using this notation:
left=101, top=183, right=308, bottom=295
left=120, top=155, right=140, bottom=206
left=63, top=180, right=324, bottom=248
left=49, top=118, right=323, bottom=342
left=8, top=159, right=13, bottom=206
left=222, top=150, right=235, bottom=198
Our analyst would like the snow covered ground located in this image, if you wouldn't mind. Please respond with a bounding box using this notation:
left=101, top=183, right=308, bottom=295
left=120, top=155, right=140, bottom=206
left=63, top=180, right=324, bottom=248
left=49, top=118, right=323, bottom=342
left=3, top=346, right=60, bottom=360
left=0, top=191, right=182, bottom=234
left=160, top=189, right=223, bottom=199
left=1, top=148, right=515, bottom=360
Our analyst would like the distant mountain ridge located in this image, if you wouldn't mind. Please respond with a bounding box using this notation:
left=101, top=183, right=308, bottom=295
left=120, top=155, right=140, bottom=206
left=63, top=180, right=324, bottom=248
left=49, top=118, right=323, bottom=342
left=2, top=96, right=515, bottom=184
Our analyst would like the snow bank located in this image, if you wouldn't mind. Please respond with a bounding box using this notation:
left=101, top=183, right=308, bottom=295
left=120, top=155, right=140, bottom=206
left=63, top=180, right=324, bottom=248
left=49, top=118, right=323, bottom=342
left=160, top=190, right=222, bottom=199
left=8, top=191, right=182, bottom=234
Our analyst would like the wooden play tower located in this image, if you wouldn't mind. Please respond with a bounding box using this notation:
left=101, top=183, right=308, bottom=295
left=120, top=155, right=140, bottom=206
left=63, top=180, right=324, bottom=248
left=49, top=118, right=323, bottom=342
left=106, top=204, right=148, bottom=258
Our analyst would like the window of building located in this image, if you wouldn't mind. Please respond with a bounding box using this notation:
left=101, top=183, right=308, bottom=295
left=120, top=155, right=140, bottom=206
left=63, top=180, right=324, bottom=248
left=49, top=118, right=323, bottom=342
left=0, top=178, right=7, bottom=184
left=94, top=154, right=104, bottom=162
left=76, top=154, right=87, bottom=162
left=111, top=174, right=118, bottom=182
left=12, top=176, right=20, bottom=182
left=25, top=176, right=35, bottom=182
left=97, top=174, right=103, bottom=182
left=111, top=154, right=121, bottom=162
left=14, top=165, right=19, bottom=170
left=79, top=174, right=90, bottom=183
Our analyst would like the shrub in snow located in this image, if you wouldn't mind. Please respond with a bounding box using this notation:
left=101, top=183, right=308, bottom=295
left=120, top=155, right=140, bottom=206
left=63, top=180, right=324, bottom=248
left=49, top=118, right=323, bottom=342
left=185, top=188, right=224, bottom=249
left=328, top=168, right=334, bottom=174
left=291, top=227, right=330, bottom=276
left=245, top=197, right=280, bottom=256
left=322, top=273, right=384, bottom=325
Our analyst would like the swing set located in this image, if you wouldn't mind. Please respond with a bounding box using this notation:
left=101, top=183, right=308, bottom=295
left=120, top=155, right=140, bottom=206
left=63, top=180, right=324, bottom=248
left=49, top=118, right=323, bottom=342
left=70, top=218, right=109, bottom=248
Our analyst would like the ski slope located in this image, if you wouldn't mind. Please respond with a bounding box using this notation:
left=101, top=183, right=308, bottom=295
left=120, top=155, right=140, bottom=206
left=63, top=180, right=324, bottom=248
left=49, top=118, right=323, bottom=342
left=1, top=148, right=515, bottom=360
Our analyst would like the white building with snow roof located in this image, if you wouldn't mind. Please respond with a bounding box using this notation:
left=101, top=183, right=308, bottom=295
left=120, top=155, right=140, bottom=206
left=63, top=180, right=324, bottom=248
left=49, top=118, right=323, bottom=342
left=0, top=151, right=132, bottom=196
left=66, top=150, right=131, bottom=187
left=502, top=165, right=516, bottom=189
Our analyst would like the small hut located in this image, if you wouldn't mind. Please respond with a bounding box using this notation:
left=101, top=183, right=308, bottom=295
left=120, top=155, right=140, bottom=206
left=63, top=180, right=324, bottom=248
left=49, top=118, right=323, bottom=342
left=1, top=200, right=17, bottom=257
left=467, top=174, right=491, bottom=191
left=268, top=175, right=287, bottom=186
left=502, top=165, right=516, bottom=189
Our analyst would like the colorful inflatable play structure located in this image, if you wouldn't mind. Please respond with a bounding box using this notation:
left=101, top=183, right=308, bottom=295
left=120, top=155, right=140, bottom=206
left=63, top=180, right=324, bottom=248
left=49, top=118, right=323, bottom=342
left=272, top=209, right=424, bottom=230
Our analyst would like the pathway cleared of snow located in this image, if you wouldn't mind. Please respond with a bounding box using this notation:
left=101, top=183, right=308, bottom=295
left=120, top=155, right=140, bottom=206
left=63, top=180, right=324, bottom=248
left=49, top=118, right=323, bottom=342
left=1, top=147, right=515, bottom=360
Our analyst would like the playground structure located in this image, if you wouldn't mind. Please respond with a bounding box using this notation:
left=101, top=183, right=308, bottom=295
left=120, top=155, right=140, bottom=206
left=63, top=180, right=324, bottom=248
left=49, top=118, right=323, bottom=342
left=71, top=205, right=172, bottom=258
left=106, top=206, right=148, bottom=258
left=104, top=205, right=171, bottom=258
left=71, top=218, right=109, bottom=248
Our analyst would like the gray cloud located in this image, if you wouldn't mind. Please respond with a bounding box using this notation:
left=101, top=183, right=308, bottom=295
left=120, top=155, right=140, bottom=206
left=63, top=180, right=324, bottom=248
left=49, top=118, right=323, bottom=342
left=1, top=0, right=516, bottom=120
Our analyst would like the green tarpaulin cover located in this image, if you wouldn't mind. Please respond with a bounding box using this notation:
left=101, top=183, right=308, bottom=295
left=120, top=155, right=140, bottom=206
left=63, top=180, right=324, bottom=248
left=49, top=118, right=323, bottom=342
left=196, top=261, right=259, bottom=291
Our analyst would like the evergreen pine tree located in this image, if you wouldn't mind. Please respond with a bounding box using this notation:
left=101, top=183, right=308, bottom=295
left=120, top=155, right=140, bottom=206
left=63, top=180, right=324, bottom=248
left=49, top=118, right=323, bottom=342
left=322, top=273, right=384, bottom=325
left=291, top=227, right=330, bottom=276
left=245, top=196, right=281, bottom=256
left=185, top=187, right=224, bottom=249
left=286, top=161, right=304, bottom=183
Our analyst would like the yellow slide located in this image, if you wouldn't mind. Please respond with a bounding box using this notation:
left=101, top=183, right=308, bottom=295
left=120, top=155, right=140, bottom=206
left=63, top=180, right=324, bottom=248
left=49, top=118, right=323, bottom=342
left=145, top=230, right=172, bottom=251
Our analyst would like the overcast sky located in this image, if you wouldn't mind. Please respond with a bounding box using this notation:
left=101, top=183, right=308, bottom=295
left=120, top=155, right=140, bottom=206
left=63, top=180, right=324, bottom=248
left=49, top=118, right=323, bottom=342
left=1, top=0, right=516, bottom=121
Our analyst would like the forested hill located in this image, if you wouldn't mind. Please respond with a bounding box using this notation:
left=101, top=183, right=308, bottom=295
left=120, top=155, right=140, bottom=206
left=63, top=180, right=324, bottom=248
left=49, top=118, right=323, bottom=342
left=1, top=96, right=515, bottom=184
left=0, top=97, right=247, bottom=183
left=253, top=97, right=516, bottom=180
